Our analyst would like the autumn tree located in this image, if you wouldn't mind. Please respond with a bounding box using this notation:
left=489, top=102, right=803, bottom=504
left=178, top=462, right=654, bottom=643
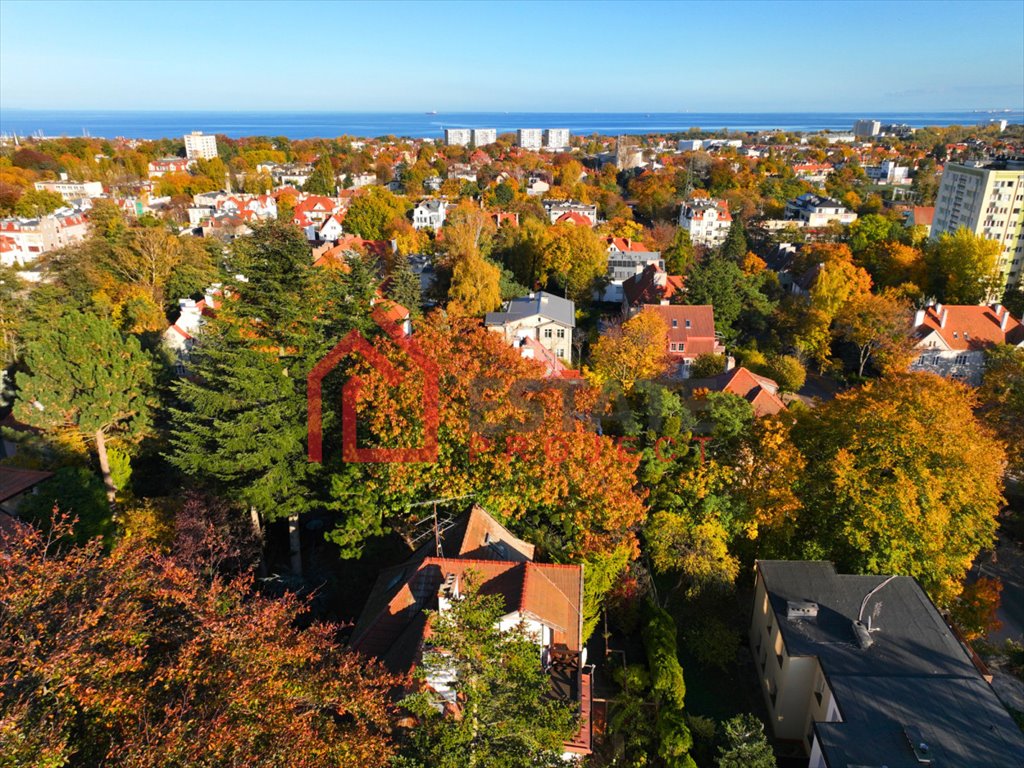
left=542, top=221, right=607, bottom=302
left=0, top=265, right=24, bottom=365
left=590, top=311, right=670, bottom=392
left=834, top=289, right=913, bottom=376
left=343, top=186, right=408, bottom=240
left=447, top=253, right=502, bottom=316
left=398, top=576, right=578, bottom=768
left=978, top=345, right=1024, bottom=475
left=926, top=228, right=1002, bottom=304
left=13, top=188, right=65, bottom=217
left=791, top=373, right=1005, bottom=603
left=0, top=517, right=400, bottom=768
left=14, top=311, right=155, bottom=504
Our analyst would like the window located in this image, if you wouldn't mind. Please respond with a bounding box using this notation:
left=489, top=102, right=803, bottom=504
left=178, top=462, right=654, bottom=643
left=556, top=329, right=565, bottom=338
left=814, top=674, right=826, bottom=705
left=544, top=329, right=552, bottom=339
left=670, top=343, right=677, bottom=351
left=685, top=319, right=691, bottom=329
left=671, top=319, right=678, bottom=328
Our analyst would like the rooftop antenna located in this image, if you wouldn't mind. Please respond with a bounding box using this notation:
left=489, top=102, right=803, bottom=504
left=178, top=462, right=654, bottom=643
left=853, top=574, right=899, bottom=648
left=405, top=493, right=476, bottom=557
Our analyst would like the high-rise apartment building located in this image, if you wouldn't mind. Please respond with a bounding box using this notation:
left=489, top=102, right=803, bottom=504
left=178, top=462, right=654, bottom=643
left=472, top=128, right=496, bottom=146
left=184, top=131, right=218, bottom=160
left=517, top=128, right=543, bottom=150
left=931, top=159, right=1024, bottom=291
left=444, top=128, right=472, bottom=146
left=852, top=119, right=881, bottom=139
left=544, top=128, right=570, bottom=149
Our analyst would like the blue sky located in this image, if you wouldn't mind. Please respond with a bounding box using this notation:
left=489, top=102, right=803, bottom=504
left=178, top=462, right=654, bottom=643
left=1, top=0, right=1022, bottom=112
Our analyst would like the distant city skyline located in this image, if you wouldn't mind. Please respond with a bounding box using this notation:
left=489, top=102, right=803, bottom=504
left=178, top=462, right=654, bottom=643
left=1, top=1, right=1022, bottom=113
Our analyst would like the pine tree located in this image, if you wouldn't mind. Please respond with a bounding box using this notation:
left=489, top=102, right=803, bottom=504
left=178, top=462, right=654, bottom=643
left=664, top=228, right=695, bottom=275
left=14, top=311, right=156, bottom=504
left=385, top=254, right=423, bottom=317
left=303, top=153, right=337, bottom=196
left=720, top=218, right=748, bottom=263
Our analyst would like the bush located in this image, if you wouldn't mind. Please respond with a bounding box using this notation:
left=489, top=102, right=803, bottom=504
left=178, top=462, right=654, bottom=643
left=691, top=353, right=727, bottom=379
left=765, top=354, right=806, bottom=392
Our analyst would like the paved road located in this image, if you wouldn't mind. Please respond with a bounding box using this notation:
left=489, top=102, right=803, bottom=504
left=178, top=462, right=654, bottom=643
left=974, top=533, right=1024, bottom=643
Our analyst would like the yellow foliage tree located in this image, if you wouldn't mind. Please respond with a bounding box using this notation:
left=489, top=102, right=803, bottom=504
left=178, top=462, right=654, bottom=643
left=589, top=311, right=669, bottom=392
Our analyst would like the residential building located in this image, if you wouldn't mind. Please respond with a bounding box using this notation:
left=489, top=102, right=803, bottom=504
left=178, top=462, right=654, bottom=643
left=33, top=176, right=103, bottom=200
left=412, top=199, right=449, bottom=230
left=485, top=291, right=575, bottom=362
left=0, top=209, right=89, bottom=267
left=904, top=205, right=935, bottom=235
left=750, top=560, right=1024, bottom=767
left=543, top=199, right=598, bottom=226
left=351, top=505, right=592, bottom=758
left=472, top=128, right=497, bottom=146
left=792, top=163, right=834, bottom=184
left=602, top=237, right=664, bottom=303
left=641, top=304, right=724, bottom=378
left=785, top=193, right=858, bottom=227
left=930, top=159, right=1024, bottom=291
left=615, top=136, right=643, bottom=169
left=679, top=198, right=733, bottom=248
left=864, top=160, right=910, bottom=184
left=162, top=287, right=222, bottom=375
left=148, top=157, right=191, bottom=178
left=704, top=367, right=785, bottom=417
left=444, top=128, right=472, bottom=147
left=621, top=264, right=683, bottom=318
left=909, top=302, right=1024, bottom=384
left=677, top=139, right=703, bottom=152
left=852, top=119, right=881, bottom=139
left=517, top=128, right=543, bottom=150
left=183, top=131, right=218, bottom=160
left=525, top=175, right=551, bottom=197
left=544, top=128, right=570, bottom=150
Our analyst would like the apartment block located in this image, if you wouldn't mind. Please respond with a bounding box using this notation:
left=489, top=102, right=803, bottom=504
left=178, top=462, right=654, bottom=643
left=184, top=131, right=218, bottom=160
left=931, top=159, right=1024, bottom=291
left=544, top=128, right=570, bottom=150
left=472, top=128, right=497, bottom=146
left=444, top=128, right=472, bottom=146
left=517, top=128, right=543, bottom=150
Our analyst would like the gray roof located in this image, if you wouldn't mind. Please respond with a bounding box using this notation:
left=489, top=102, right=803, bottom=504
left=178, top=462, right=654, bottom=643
left=484, top=291, right=575, bottom=328
left=758, top=561, right=1024, bottom=768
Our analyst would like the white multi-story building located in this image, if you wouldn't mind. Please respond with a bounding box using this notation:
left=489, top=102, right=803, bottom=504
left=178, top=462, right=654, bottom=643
left=864, top=160, right=909, bottom=185
left=909, top=302, right=1024, bottom=385
left=544, top=128, right=570, bottom=150
left=472, top=128, right=497, bottom=146
left=33, top=176, right=104, bottom=200
left=785, top=193, right=858, bottom=227
left=184, top=131, right=218, bottom=160
left=412, top=199, right=449, bottom=230
left=517, top=128, right=543, bottom=150
left=0, top=209, right=90, bottom=267
left=852, top=119, right=881, bottom=139
left=444, top=128, right=472, bottom=147
left=543, top=199, right=598, bottom=226
left=485, top=291, right=575, bottom=362
left=679, top=198, right=733, bottom=247
left=931, top=159, right=1024, bottom=291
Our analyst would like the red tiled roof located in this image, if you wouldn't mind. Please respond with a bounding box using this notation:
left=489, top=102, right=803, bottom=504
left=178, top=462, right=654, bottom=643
left=622, top=265, right=684, bottom=308
left=915, top=305, right=1024, bottom=351
left=604, top=236, right=648, bottom=253
left=642, top=304, right=724, bottom=359
left=708, top=367, right=786, bottom=417
left=556, top=211, right=593, bottom=227
left=910, top=206, right=935, bottom=226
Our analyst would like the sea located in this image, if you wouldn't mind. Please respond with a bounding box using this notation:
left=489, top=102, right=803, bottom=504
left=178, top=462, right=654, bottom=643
left=1, top=109, right=1021, bottom=141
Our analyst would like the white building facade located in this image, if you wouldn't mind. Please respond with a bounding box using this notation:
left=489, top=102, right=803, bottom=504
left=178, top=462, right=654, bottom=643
left=184, top=131, right=218, bottom=160
left=679, top=198, right=733, bottom=247
left=517, top=128, right=543, bottom=150
left=544, top=128, right=570, bottom=150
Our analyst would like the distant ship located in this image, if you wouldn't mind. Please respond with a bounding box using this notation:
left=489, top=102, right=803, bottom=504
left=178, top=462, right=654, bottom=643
left=426, top=110, right=438, bottom=115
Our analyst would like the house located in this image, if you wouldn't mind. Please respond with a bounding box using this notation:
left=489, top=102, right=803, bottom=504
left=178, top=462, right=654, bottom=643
left=511, top=335, right=580, bottom=379
left=485, top=291, right=575, bottom=362
left=412, top=199, right=449, bottom=230
left=489, top=211, right=519, bottom=228
left=792, top=163, right=834, bottom=184
left=148, top=157, right=190, bottom=178
left=864, top=160, right=910, bottom=185
left=641, top=304, right=724, bottom=378
left=34, top=176, right=104, bottom=200
left=621, top=264, right=683, bottom=319
left=351, top=505, right=592, bottom=758
left=318, top=213, right=345, bottom=241
left=163, top=287, right=222, bottom=375
left=544, top=199, right=598, bottom=226
left=525, top=176, right=551, bottom=197
left=0, top=209, right=90, bottom=267
left=909, top=302, right=1024, bottom=385
left=0, top=466, right=52, bottom=515
left=602, top=237, right=664, bottom=302
left=750, top=560, right=1024, bottom=767
left=704, top=367, right=785, bottom=417
left=904, top=205, right=935, bottom=236
left=678, top=198, right=733, bottom=248
left=784, top=194, right=857, bottom=227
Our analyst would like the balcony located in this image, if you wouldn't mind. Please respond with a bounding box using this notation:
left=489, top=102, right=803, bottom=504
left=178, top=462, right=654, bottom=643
left=548, top=648, right=593, bottom=756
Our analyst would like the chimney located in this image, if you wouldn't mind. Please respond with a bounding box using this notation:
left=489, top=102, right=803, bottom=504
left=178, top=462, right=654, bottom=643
left=940, top=309, right=948, bottom=328
left=437, top=572, right=460, bottom=614
left=1001, top=312, right=1010, bottom=332
left=914, top=308, right=926, bottom=327
left=935, top=302, right=943, bottom=315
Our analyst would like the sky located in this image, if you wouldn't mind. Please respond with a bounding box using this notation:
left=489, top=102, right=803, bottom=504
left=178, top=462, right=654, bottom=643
left=1, top=0, right=1022, bottom=113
